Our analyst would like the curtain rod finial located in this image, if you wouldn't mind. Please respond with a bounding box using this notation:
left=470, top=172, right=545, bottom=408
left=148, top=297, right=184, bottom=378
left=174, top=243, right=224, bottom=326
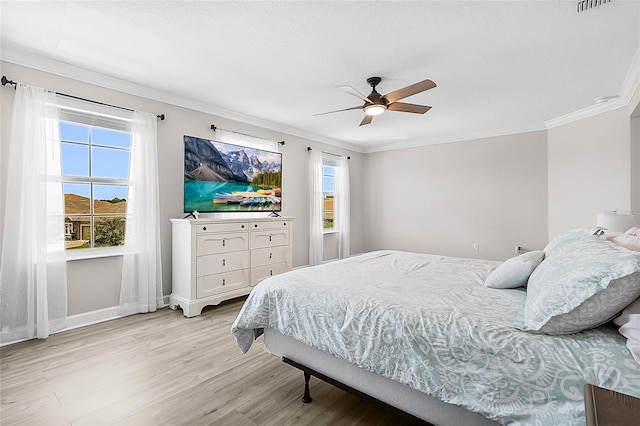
left=278, top=141, right=285, bottom=146
left=157, top=114, right=165, bottom=121
left=307, top=146, right=312, bottom=151
left=211, top=124, right=217, bottom=131
left=1, top=76, right=16, bottom=87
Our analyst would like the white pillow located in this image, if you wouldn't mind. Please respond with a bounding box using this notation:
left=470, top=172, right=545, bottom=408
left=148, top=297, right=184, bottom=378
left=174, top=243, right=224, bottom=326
left=626, top=227, right=640, bottom=237
left=607, top=233, right=640, bottom=252
left=613, top=297, right=640, bottom=365
left=524, top=235, right=640, bottom=335
left=484, top=250, right=545, bottom=289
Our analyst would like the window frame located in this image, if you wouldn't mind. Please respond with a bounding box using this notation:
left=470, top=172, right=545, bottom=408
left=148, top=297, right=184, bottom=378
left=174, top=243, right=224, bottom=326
left=57, top=98, right=133, bottom=260
left=321, top=156, right=339, bottom=234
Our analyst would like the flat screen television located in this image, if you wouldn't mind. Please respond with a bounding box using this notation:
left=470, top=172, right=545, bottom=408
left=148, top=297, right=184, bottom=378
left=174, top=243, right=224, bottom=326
left=183, top=135, right=282, bottom=213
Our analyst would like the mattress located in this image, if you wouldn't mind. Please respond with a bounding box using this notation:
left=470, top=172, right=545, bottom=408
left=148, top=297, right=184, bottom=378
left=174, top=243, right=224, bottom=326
left=263, top=327, right=499, bottom=426
left=232, top=250, right=640, bottom=425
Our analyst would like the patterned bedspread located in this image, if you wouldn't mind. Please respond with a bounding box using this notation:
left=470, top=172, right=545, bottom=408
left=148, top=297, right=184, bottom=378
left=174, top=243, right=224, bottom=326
left=231, top=250, right=640, bottom=425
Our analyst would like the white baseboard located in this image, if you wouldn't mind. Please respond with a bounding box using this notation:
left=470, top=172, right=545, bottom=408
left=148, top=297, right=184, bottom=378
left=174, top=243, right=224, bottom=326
left=63, top=295, right=171, bottom=332
left=63, top=305, right=122, bottom=332
left=1, top=296, right=168, bottom=347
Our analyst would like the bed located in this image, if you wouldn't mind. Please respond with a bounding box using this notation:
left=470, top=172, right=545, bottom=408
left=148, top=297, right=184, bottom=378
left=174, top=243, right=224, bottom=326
left=232, top=228, right=640, bottom=425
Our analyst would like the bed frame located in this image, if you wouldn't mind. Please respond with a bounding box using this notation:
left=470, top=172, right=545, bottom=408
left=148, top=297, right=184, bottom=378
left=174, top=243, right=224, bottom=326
left=264, top=328, right=500, bottom=426
left=281, top=357, right=431, bottom=424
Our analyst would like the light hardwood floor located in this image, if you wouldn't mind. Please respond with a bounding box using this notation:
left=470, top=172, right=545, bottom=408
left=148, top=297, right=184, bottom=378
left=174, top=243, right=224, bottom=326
left=1, top=298, right=426, bottom=425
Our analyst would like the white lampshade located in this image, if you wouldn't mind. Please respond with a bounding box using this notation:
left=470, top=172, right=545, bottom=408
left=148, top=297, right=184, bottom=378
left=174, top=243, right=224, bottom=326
left=596, top=212, right=637, bottom=232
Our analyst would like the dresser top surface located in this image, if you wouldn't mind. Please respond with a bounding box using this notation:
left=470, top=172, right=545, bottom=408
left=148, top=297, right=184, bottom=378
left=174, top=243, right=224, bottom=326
left=170, top=216, right=294, bottom=225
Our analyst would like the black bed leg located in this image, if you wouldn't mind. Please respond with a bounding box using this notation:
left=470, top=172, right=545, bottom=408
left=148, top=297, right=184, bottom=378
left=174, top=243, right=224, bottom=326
left=302, top=372, right=313, bottom=403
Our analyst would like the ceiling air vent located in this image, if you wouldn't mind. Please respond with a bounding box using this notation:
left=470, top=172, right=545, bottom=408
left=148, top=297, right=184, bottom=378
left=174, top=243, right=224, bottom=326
left=577, top=0, right=614, bottom=13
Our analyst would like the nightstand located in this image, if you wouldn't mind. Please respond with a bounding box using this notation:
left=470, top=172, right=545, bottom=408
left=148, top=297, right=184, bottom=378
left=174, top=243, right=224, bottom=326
left=584, top=384, right=640, bottom=426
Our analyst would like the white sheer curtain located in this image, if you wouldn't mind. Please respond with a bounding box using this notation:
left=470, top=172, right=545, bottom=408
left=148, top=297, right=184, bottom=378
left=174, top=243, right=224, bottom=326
left=0, top=83, right=67, bottom=344
left=309, top=149, right=324, bottom=266
left=216, top=129, right=279, bottom=153
left=118, top=111, right=163, bottom=315
left=335, top=156, right=350, bottom=259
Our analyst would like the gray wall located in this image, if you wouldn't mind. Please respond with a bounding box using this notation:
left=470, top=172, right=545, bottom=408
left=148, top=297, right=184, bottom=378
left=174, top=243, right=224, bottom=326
left=363, top=131, right=549, bottom=260
left=632, top=112, right=640, bottom=219
left=547, top=107, right=634, bottom=239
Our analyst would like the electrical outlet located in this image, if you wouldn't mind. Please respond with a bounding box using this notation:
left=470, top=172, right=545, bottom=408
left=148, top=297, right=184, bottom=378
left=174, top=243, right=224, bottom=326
left=473, top=243, right=480, bottom=250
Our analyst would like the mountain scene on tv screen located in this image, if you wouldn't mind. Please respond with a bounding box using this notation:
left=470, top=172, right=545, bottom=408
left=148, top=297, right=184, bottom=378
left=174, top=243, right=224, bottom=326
left=183, top=136, right=281, bottom=211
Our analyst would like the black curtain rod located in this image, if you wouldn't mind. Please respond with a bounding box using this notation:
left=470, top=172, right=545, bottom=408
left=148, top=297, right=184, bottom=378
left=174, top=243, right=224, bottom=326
left=210, top=124, right=285, bottom=145
left=1, top=76, right=165, bottom=121
left=306, top=146, right=350, bottom=160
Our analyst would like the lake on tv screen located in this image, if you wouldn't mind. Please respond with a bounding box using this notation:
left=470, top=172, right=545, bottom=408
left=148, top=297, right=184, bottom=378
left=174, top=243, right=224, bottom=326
left=184, top=180, right=281, bottom=212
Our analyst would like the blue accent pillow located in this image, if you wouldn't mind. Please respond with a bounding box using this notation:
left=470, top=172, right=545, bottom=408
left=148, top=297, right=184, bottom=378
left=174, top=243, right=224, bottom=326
left=524, top=233, right=640, bottom=335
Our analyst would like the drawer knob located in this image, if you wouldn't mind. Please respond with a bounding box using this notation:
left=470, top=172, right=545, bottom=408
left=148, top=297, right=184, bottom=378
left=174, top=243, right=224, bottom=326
left=222, top=259, right=226, bottom=266
left=202, top=226, right=207, bottom=231
left=222, top=278, right=226, bottom=286
left=254, top=224, right=258, bottom=228
left=241, top=224, right=245, bottom=228
left=270, top=270, right=273, bottom=276
left=269, top=235, right=272, bottom=242
left=222, top=239, right=226, bottom=247
left=269, top=252, right=272, bottom=259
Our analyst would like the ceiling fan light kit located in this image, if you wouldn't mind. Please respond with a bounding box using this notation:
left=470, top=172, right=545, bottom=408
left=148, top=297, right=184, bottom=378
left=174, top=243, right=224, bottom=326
left=315, top=76, right=436, bottom=126
left=364, top=104, right=386, bottom=116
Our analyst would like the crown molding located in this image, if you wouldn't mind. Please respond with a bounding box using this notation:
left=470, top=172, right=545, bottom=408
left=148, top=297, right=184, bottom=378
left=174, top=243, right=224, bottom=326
left=370, top=46, right=640, bottom=152
left=3, top=43, right=640, bottom=155
left=361, top=122, right=549, bottom=153
left=0, top=46, right=362, bottom=153
left=545, top=46, right=640, bottom=129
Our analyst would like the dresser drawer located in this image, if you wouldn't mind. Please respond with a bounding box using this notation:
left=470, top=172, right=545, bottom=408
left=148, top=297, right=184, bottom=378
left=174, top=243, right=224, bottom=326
left=251, top=229, right=289, bottom=249
left=251, top=262, right=290, bottom=286
left=251, top=246, right=290, bottom=267
left=196, top=232, right=248, bottom=255
left=250, top=220, right=291, bottom=231
left=196, top=269, right=249, bottom=298
left=196, top=251, right=249, bottom=277
left=196, top=222, right=248, bottom=234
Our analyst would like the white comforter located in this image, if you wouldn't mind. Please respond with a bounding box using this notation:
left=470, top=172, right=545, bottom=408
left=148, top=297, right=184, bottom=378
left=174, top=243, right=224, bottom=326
left=232, top=250, right=640, bottom=425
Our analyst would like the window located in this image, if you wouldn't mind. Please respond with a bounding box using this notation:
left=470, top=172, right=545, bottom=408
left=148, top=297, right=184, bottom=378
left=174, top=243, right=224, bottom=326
left=322, top=162, right=336, bottom=230
left=59, top=120, right=131, bottom=250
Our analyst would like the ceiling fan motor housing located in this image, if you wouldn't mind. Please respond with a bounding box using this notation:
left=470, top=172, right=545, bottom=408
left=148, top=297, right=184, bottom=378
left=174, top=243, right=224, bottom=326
left=365, top=76, right=388, bottom=112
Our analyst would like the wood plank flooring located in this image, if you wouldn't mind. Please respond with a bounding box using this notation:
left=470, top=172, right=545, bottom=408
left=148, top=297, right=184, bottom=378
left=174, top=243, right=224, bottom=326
left=1, top=298, right=426, bottom=425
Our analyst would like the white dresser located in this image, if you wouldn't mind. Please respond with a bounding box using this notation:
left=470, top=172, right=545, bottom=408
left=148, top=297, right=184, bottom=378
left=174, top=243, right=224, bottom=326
left=169, top=217, right=293, bottom=317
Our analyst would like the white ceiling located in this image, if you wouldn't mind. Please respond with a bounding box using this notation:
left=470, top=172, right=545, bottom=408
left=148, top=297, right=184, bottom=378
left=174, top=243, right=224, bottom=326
left=1, top=1, right=639, bottom=153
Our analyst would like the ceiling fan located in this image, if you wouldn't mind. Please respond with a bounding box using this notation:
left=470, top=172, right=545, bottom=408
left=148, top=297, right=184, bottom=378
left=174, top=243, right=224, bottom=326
left=314, top=76, right=436, bottom=126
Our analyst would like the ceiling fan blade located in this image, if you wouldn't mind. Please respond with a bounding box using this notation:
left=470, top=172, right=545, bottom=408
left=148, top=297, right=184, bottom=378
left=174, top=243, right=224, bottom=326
left=337, top=85, right=373, bottom=104
left=313, top=105, right=363, bottom=116
left=384, top=79, right=436, bottom=103
left=359, top=115, right=373, bottom=126
left=387, top=102, right=432, bottom=114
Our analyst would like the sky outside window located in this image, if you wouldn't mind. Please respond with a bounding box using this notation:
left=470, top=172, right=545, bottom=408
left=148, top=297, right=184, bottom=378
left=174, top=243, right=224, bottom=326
left=60, top=121, right=131, bottom=200
left=91, top=147, right=130, bottom=179
left=323, top=165, right=335, bottom=192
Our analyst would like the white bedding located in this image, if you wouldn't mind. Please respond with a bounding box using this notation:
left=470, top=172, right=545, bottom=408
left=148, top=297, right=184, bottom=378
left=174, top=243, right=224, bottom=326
left=232, top=250, right=640, bottom=425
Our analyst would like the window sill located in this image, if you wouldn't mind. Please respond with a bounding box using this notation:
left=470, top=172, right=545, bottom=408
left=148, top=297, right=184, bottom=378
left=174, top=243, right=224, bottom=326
left=66, top=246, right=126, bottom=261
